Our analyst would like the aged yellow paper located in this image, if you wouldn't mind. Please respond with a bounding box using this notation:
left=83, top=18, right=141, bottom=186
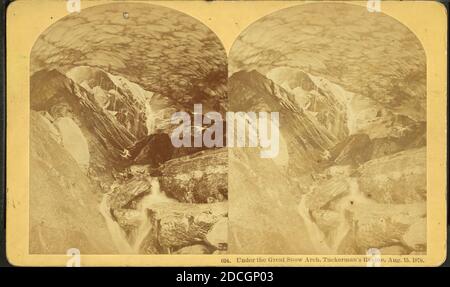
left=6, top=0, right=447, bottom=266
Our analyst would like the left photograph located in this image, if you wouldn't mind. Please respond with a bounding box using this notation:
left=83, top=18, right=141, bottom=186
left=29, top=3, right=228, bottom=254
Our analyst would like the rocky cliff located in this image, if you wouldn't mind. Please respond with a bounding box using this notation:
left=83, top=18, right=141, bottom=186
left=30, top=66, right=228, bottom=254
left=227, top=68, right=426, bottom=255
left=30, top=111, right=117, bottom=254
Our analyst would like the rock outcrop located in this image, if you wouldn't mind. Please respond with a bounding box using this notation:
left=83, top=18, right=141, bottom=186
left=357, top=147, right=426, bottom=204
left=329, top=134, right=373, bottom=166
left=229, top=70, right=338, bottom=175
left=267, top=67, right=350, bottom=141
left=143, top=202, right=227, bottom=253
left=107, top=175, right=153, bottom=210
left=28, top=2, right=428, bottom=257
left=30, top=111, right=117, bottom=254
left=338, top=202, right=426, bottom=254
left=111, top=200, right=228, bottom=254
left=228, top=148, right=316, bottom=254
left=100, top=147, right=229, bottom=254
left=30, top=69, right=147, bottom=179
left=29, top=67, right=230, bottom=255
left=299, top=148, right=427, bottom=254
left=29, top=3, right=231, bottom=256
left=159, top=149, right=228, bottom=203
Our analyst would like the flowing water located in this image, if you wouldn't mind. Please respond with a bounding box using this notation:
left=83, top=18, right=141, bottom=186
left=297, top=192, right=333, bottom=254
left=131, top=178, right=174, bottom=253
left=99, top=177, right=173, bottom=254
left=297, top=177, right=371, bottom=254
left=99, top=194, right=134, bottom=254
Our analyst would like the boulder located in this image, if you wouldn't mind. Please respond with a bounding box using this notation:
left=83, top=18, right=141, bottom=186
left=111, top=208, right=142, bottom=232
left=137, top=202, right=227, bottom=253
left=159, top=149, right=228, bottom=203
left=303, top=177, right=350, bottom=211
left=337, top=202, right=426, bottom=254
left=371, top=120, right=426, bottom=159
left=357, top=147, right=426, bottom=204
left=108, top=175, right=153, bottom=209
left=30, top=69, right=145, bottom=168
left=174, top=244, right=212, bottom=254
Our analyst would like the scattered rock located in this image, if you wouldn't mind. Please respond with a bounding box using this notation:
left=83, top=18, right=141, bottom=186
left=139, top=202, right=227, bottom=252
left=338, top=202, right=426, bottom=254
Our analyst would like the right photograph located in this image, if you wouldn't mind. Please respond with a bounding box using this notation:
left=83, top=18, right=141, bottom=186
left=228, top=2, right=426, bottom=255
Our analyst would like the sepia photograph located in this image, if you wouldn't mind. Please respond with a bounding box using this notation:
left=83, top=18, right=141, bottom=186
left=228, top=2, right=427, bottom=255
left=29, top=2, right=228, bottom=255
left=3, top=0, right=447, bottom=267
